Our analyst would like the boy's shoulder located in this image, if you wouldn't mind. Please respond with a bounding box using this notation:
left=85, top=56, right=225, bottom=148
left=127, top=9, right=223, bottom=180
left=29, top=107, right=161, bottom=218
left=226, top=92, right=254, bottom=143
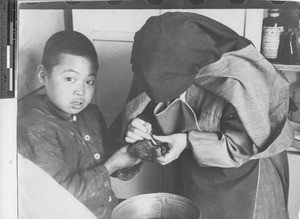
left=18, top=110, right=56, bottom=141
left=18, top=100, right=52, bottom=130
left=18, top=94, right=45, bottom=121
left=18, top=94, right=63, bottom=133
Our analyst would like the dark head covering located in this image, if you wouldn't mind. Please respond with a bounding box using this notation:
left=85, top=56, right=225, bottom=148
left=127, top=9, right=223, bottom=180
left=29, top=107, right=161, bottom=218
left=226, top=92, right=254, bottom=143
left=130, top=12, right=251, bottom=102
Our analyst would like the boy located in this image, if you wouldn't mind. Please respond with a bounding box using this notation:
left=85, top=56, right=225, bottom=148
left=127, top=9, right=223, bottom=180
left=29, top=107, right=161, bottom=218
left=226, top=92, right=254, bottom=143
left=18, top=30, right=141, bottom=219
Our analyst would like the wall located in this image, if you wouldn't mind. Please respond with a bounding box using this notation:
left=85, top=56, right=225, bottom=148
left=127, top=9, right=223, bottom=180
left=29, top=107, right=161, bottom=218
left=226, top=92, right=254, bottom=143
left=18, top=10, right=65, bottom=99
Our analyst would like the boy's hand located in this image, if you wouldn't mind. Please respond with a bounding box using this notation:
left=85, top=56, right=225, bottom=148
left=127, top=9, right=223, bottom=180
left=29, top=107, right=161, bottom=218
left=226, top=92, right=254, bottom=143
left=125, top=118, right=152, bottom=143
left=104, top=145, right=141, bottom=175
left=154, top=133, right=188, bottom=165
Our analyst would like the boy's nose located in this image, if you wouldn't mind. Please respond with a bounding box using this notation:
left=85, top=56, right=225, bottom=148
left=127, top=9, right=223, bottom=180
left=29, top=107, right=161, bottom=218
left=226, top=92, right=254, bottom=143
left=74, top=85, right=85, bottom=97
left=74, top=90, right=84, bottom=97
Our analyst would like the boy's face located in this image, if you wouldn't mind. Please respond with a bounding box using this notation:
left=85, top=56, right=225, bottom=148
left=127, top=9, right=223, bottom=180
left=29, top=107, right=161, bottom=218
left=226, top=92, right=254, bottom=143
left=39, top=54, right=97, bottom=116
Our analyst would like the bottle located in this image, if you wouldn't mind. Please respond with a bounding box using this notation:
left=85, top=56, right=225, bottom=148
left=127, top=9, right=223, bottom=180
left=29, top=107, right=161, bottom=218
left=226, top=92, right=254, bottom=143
left=278, top=26, right=297, bottom=64
left=278, top=10, right=299, bottom=65
left=261, top=9, right=285, bottom=62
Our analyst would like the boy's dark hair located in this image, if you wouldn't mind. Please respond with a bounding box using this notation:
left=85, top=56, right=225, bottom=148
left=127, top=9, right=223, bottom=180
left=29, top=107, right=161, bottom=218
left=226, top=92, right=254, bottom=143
left=42, top=30, right=99, bottom=72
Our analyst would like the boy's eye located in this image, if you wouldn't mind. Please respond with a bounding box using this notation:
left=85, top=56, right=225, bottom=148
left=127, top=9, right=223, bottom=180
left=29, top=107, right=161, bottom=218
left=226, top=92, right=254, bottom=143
left=66, top=77, right=76, bottom=83
left=86, top=80, right=95, bottom=85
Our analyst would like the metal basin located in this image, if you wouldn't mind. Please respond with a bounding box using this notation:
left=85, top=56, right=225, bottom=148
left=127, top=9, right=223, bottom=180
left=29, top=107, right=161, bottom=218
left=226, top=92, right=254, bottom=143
left=111, top=193, right=200, bottom=219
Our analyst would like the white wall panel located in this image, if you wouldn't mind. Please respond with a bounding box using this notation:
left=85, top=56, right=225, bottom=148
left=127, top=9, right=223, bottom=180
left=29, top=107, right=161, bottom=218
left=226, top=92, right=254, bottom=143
left=18, top=10, right=65, bottom=99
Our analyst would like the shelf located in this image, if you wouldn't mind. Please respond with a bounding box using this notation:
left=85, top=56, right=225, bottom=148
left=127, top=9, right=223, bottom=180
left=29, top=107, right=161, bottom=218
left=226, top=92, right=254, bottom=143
left=274, top=64, right=300, bottom=72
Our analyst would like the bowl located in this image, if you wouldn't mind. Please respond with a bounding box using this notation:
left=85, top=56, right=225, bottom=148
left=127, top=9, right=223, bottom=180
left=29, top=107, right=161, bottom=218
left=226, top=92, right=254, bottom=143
left=111, top=193, right=200, bottom=219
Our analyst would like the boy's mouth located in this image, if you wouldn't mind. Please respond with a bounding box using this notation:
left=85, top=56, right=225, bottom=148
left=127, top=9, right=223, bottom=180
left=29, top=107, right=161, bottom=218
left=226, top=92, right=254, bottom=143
left=71, top=99, right=85, bottom=109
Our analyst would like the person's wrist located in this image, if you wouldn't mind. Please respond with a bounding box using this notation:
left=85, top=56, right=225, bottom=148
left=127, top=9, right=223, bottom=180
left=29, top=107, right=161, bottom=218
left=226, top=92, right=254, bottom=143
left=104, top=159, right=118, bottom=175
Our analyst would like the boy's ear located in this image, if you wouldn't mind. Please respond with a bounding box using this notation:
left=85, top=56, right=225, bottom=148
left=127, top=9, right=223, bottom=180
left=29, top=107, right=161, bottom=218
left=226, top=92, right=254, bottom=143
left=38, top=65, right=47, bottom=85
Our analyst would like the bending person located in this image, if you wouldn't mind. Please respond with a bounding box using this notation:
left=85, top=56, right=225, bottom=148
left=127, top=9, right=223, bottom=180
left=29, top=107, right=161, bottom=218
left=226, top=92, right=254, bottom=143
left=123, top=12, right=294, bottom=219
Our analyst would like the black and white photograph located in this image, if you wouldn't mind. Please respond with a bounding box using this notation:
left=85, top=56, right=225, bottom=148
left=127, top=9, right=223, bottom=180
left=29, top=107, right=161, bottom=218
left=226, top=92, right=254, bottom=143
left=1, top=0, right=300, bottom=218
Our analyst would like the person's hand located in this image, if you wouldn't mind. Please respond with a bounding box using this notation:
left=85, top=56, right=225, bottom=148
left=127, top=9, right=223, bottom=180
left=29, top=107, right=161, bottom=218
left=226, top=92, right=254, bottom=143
left=104, top=145, right=141, bottom=175
left=125, top=118, right=152, bottom=143
left=154, top=133, right=188, bottom=165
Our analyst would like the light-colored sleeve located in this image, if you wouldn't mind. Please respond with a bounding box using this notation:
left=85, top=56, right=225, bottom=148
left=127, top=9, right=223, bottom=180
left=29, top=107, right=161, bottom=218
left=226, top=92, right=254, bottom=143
left=188, top=107, right=258, bottom=168
left=18, top=154, right=97, bottom=219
